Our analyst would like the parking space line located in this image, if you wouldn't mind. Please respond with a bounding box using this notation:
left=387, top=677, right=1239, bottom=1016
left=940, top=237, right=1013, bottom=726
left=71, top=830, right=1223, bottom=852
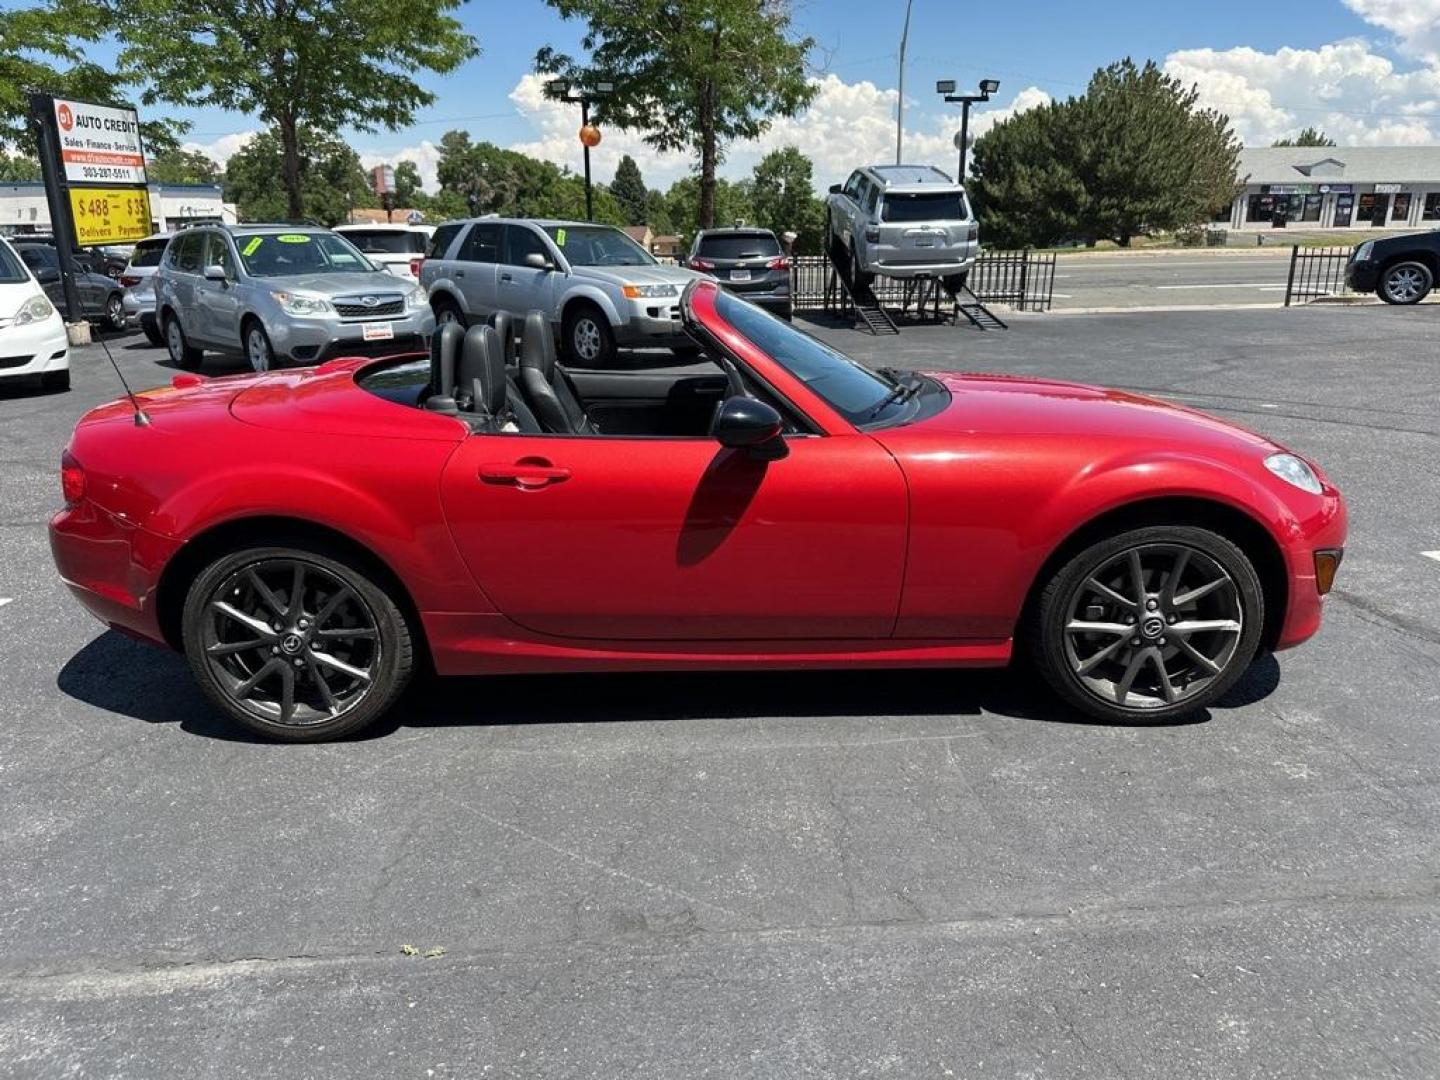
left=0, top=597, right=12, bottom=608
left=1423, top=552, right=1440, bottom=564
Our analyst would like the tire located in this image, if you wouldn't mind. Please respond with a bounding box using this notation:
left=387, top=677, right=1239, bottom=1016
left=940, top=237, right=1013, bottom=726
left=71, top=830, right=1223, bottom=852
left=1028, top=525, right=1264, bottom=724
left=1378, top=260, right=1433, bottom=305
left=943, top=271, right=969, bottom=295
left=432, top=296, right=466, bottom=329
left=104, top=292, right=126, bottom=332
left=563, top=302, right=616, bottom=367
left=181, top=545, right=415, bottom=742
left=40, top=369, right=70, bottom=393
left=165, top=313, right=203, bottom=371
left=244, top=320, right=275, bottom=373
left=141, top=315, right=164, bottom=347
left=849, top=244, right=873, bottom=292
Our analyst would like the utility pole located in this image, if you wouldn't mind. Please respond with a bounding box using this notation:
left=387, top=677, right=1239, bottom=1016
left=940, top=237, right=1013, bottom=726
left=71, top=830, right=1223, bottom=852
left=896, top=0, right=913, bottom=165
left=549, top=79, right=614, bottom=222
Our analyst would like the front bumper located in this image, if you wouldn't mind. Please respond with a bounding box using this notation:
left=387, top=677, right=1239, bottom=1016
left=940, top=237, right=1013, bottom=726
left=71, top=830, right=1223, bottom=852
left=0, top=313, right=69, bottom=379
left=268, top=309, right=436, bottom=364
left=1274, top=484, right=1349, bottom=651
left=1344, top=259, right=1379, bottom=293
left=614, top=302, right=688, bottom=347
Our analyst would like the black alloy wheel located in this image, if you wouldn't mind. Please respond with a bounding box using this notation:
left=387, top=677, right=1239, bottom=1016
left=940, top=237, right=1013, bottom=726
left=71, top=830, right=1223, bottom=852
left=1031, top=526, right=1264, bottom=723
left=182, top=546, right=414, bottom=741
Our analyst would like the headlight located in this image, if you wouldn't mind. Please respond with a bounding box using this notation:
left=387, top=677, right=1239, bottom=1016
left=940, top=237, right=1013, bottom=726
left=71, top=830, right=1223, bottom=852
left=405, top=286, right=427, bottom=310
left=270, top=290, right=333, bottom=316
left=13, top=295, right=55, bottom=325
left=622, top=283, right=678, bottom=299
left=1354, top=240, right=1374, bottom=262
left=1265, top=452, right=1323, bottom=494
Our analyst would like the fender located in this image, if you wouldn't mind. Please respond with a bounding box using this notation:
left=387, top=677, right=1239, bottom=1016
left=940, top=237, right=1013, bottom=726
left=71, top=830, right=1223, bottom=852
left=558, top=283, right=623, bottom=331
left=428, top=282, right=468, bottom=318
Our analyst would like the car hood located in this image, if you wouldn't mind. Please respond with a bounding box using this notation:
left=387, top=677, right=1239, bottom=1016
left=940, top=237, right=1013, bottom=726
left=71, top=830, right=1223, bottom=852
left=256, top=272, right=412, bottom=297
left=570, top=264, right=702, bottom=288
left=907, top=372, right=1276, bottom=451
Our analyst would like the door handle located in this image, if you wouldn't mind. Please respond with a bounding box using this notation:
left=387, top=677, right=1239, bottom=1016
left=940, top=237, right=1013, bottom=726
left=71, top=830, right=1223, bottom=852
left=499, top=273, right=513, bottom=282
left=479, top=462, right=571, bottom=488
left=456, top=269, right=466, bottom=278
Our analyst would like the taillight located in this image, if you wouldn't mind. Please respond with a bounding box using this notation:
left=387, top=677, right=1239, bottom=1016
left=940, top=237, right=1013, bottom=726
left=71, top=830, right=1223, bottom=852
left=689, top=257, right=715, bottom=271
left=410, top=258, right=424, bottom=277
left=766, top=256, right=791, bottom=271
left=864, top=226, right=880, bottom=244
left=119, top=274, right=141, bottom=287
left=61, top=450, right=85, bottom=506
left=967, top=220, right=979, bottom=241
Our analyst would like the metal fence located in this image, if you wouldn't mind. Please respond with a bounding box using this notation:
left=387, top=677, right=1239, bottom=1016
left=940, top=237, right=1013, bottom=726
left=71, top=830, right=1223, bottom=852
left=788, top=250, right=1057, bottom=313
left=1284, top=246, right=1353, bottom=306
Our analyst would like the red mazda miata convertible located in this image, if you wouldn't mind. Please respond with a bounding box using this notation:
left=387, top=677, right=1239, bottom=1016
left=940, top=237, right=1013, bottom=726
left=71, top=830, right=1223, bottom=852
left=51, top=280, right=1346, bottom=741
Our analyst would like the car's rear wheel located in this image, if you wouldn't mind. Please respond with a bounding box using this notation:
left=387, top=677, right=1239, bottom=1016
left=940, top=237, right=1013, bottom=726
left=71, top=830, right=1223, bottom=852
left=104, top=292, right=126, bottom=331
left=564, top=302, right=616, bottom=367
left=943, top=271, right=969, bottom=295
left=1378, top=261, right=1433, bottom=305
left=165, top=314, right=202, bottom=370
left=1030, top=526, right=1264, bottom=723
left=181, top=546, right=414, bottom=742
left=849, top=245, right=874, bottom=292
left=244, top=320, right=275, bottom=373
left=141, top=315, right=164, bottom=347
left=432, top=296, right=466, bottom=329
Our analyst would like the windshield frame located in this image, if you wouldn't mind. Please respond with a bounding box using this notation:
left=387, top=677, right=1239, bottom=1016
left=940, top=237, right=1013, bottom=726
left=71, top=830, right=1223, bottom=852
left=231, top=230, right=381, bottom=278
left=541, top=224, right=657, bottom=268
left=0, top=240, right=30, bottom=284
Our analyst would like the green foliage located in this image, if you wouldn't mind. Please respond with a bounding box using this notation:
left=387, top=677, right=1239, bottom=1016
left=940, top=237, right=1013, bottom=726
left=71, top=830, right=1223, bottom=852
left=662, top=175, right=753, bottom=247
left=535, top=0, right=814, bottom=229
left=0, top=151, right=43, bottom=182
left=433, top=131, right=624, bottom=224
left=147, top=147, right=220, bottom=185
left=749, top=146, right=825, bottom=253
left=1272, top=127, right=1336, bottom=148
left=112, top=0, right=478, bottom=219
left=394, top=160, right=426, bottom=207
left=610, top=154, right=648, bottom=224
left=970, top=59, right=1241, bottom=248
left=0, top=1, right=181, bottom=154
left=223, top=129, right=375, bottom=226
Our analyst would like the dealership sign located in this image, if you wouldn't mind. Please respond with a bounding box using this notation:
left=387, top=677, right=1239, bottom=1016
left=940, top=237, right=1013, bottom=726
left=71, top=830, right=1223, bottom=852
left=68, top=187, right=153, bottom=246
left=53, top=98, right=148, bottom=186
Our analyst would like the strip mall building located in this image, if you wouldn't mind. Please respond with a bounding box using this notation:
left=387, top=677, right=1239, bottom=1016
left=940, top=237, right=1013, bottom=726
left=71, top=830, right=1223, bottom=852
left=1221, top=146, right=1440, bottom=231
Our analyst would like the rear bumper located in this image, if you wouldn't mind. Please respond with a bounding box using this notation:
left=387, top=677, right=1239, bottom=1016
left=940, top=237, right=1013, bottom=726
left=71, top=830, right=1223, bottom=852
left=50, top=500, right=178, bottom=646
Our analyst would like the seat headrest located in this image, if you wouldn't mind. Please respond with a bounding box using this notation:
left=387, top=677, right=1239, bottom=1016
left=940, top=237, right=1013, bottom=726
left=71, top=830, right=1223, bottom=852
left=459, top=324, right=507, bottom=419
left=489, top=311, right=516, bottom=369
left=429, top=321, right=464, bottom=398
left=520, top=310, right=555, bottom=379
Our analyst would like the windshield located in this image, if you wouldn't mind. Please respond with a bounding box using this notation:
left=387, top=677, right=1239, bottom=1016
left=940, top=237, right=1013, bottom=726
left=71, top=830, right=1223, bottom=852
left=696, top=234, right=781, bottom=260
left=234, top=231, right=377, bottom=277
left=880, top=191, right=968, bottom=222
left=712, top=290, right=908, bottom=425
left=0, top=242, right=27, bottom=284
left=129, top=240, right=168, bottom=267
left=542, top=225, right=655, bottom=267
left=340, top=230, right=428, bottom=255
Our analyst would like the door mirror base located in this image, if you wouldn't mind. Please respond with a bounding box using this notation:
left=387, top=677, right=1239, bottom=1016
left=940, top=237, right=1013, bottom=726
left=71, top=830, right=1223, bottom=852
left=523, top=252, right=555, bottom=271
left=711, top=396, right=785, bottom=457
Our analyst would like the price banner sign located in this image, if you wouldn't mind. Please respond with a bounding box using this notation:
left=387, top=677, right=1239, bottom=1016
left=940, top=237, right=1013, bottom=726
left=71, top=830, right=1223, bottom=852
left=68, top=187, right=153, bottom=245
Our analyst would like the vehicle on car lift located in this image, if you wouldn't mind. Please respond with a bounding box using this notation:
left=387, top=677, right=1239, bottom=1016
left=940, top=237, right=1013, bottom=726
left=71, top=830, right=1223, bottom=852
left=51, top=279, right=1346, bottom=742
left=1346, top=230, right=1439, bottom=304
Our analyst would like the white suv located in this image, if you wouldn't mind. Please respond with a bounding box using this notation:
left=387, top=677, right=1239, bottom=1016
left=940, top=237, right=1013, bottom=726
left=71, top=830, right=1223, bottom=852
left=825, top=164, right=979, bottom=292
left=334, top=223, right=434, bottom=282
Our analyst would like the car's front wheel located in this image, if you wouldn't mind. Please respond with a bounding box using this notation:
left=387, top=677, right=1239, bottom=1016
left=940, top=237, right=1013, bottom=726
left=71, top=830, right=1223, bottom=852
left=1378, top=261, right=1433, bottom=305
left=1030, top=526, right=1264, bottom=723
left=244, top=321, right=275, bottom=373
left=181, top=545, right=415, bottom=742
left=564, top=303, right=616, bottom=367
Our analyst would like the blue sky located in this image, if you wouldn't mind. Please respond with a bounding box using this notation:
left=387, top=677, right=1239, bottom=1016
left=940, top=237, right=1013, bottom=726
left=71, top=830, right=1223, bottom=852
left=24, top=0, right=1440, bottom=190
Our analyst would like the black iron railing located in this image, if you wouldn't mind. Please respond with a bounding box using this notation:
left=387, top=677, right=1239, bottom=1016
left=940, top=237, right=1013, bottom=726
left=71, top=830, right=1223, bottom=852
left=788, top=249, right=1057, bottom=312
left=1284, top=246, right=1354, bottom=306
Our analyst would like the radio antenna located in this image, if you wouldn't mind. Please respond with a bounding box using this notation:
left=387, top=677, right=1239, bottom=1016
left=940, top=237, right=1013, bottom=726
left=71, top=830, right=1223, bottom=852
left=93, top=330, right=151, bottom=426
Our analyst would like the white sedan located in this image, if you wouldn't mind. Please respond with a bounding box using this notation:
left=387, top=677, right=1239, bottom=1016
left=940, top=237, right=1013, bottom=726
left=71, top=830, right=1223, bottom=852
left=0, top=237, right=70, bottom=392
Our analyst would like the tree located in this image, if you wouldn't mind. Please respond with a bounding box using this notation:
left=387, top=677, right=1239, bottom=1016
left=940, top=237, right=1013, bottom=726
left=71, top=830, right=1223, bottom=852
left=662, top=174, right=753, bottom=247
left=434, top=130, right=625, bottom=224
left=394, top=160, right=426, bottom=207
left=749, top=146, right=825, bottom=252
left=223, top=128, right=374, bottom=225
left=148, top=147, right=220, bottom=185
left=0, top=1, right=180, bottom=154
left=0, top=151, right=43, bottom=181
left=970, top=59, right=1241, bottom=248
left=536, top=0, right=814, bottom=230
left=610, top=154, right=648, bottom=224
left=1272, top=128, right=1336, bottom=148
left=112, top=0, right=477, bottom=220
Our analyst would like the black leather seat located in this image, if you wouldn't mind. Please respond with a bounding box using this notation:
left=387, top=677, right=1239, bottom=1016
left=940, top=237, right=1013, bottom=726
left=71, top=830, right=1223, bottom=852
left=456, top=325, right=542, bottom=433
left=518, top=310, right=597, bottom=434
left=489, top=311, right=517, bottom=370
left=428, top=321, right=464, bottom=399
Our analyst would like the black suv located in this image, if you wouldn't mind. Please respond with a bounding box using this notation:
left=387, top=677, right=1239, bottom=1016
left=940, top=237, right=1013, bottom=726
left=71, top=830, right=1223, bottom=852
left=1346, top=231, right=1439, bottom=305
left=683, top=228, right=792, bottom=319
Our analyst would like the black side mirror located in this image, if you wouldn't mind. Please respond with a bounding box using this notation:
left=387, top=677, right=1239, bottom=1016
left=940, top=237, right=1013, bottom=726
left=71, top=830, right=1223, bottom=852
left=828, top=183, right=842, bottom=195
left=523, top=252, right=553, bottom=271
left=711, top=396, right=786, bottom=459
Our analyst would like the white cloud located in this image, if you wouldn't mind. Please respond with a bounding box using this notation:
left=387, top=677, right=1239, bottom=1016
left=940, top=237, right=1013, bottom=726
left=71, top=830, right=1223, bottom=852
left=183, top=130, right=258, bottom=166
left=504, top=71, right=1048, bottom=192
left=1343, top=0, right=1440, bottom=62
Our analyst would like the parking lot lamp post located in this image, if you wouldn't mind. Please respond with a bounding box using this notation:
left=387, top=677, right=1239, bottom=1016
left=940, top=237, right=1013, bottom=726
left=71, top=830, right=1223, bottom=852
left=549, top=79, right=615, bottom=221
left=938, top=78, right=1000, bottom=180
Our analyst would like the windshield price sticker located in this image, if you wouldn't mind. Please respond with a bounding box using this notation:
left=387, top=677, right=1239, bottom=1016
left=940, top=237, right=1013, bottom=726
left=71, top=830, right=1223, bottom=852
left=555, top=228, right=568, bottom=246
left=67, top=187, right=151, bottom=245
left=277, top=234, right=311, bottom=244
left=53, top=98, right=148, bottom=185
left=242, top=237, right=264, bottom=257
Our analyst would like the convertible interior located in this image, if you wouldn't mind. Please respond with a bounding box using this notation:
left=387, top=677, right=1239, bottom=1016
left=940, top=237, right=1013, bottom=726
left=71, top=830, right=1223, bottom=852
left=363, top=310, right=803, bottom=439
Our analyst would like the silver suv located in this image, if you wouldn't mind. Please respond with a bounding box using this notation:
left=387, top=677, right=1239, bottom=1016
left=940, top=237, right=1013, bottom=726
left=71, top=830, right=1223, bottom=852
left=155, top=224, right=435, bottom=372
left=420, top=218, right=702, bottom=366
left=825, top=165, right=979, bottom=292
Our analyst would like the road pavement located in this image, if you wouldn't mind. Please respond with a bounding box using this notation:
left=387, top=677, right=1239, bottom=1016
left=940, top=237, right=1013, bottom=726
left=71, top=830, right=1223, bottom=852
left=1047, top=249, right=1297, bottom=310
left=1, top=306, right=1437, bottom=1078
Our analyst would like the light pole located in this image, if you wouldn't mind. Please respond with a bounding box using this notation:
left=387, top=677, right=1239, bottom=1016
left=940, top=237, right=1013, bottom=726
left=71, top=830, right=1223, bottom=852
left=937, top=78, right=1000, bottom=181
left=548, top=79, right=615, bottom=221
left=895, top=0, right=913, bottom=164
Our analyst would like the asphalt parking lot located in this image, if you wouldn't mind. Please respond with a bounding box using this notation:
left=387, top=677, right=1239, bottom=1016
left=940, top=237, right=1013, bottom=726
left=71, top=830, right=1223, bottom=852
left=1, top=305, right=1437, bottom=1078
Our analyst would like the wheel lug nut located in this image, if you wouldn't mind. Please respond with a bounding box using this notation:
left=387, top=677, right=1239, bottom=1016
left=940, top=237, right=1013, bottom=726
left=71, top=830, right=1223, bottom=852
left=1125, top=615, right=1136, bottom=625
left=1167, top=614, right=1176, bottom=624
left=271, top=646, right=279, bottom=654
left=1131, top=637, right=1141, bottom=646
left=273, top=623, right=283, bottom=632
left=1158, top=637, right=1167, bottom=646
left=1146, top=599, right=1158, bottom=611
left=298, top=619, right=309, bottom=629
left=293, top=658, right=304, bottom=668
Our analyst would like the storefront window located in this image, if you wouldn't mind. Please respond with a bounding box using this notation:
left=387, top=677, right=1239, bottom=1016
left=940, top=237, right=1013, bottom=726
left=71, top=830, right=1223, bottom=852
left=1301, top=195, right=1322, bottom=222
left=1334, top=194, right=1354, bottom=227
left=1391, top=193, right=1412, bottom=222
left=1247, top=194, right=1273, bottom=222
left=1356, top=193, right=1390, bottom=227
left=1423, top=194, right=1440, bottom=221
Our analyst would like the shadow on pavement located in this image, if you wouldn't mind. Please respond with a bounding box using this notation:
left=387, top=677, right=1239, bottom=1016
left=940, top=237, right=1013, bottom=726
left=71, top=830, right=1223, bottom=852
left=54, top=629, right=1281, bottom=742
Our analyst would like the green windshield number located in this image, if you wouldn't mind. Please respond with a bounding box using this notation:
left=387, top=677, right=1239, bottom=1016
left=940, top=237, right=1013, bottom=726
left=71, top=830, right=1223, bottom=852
left=277, top=234, right=311, bottom=244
